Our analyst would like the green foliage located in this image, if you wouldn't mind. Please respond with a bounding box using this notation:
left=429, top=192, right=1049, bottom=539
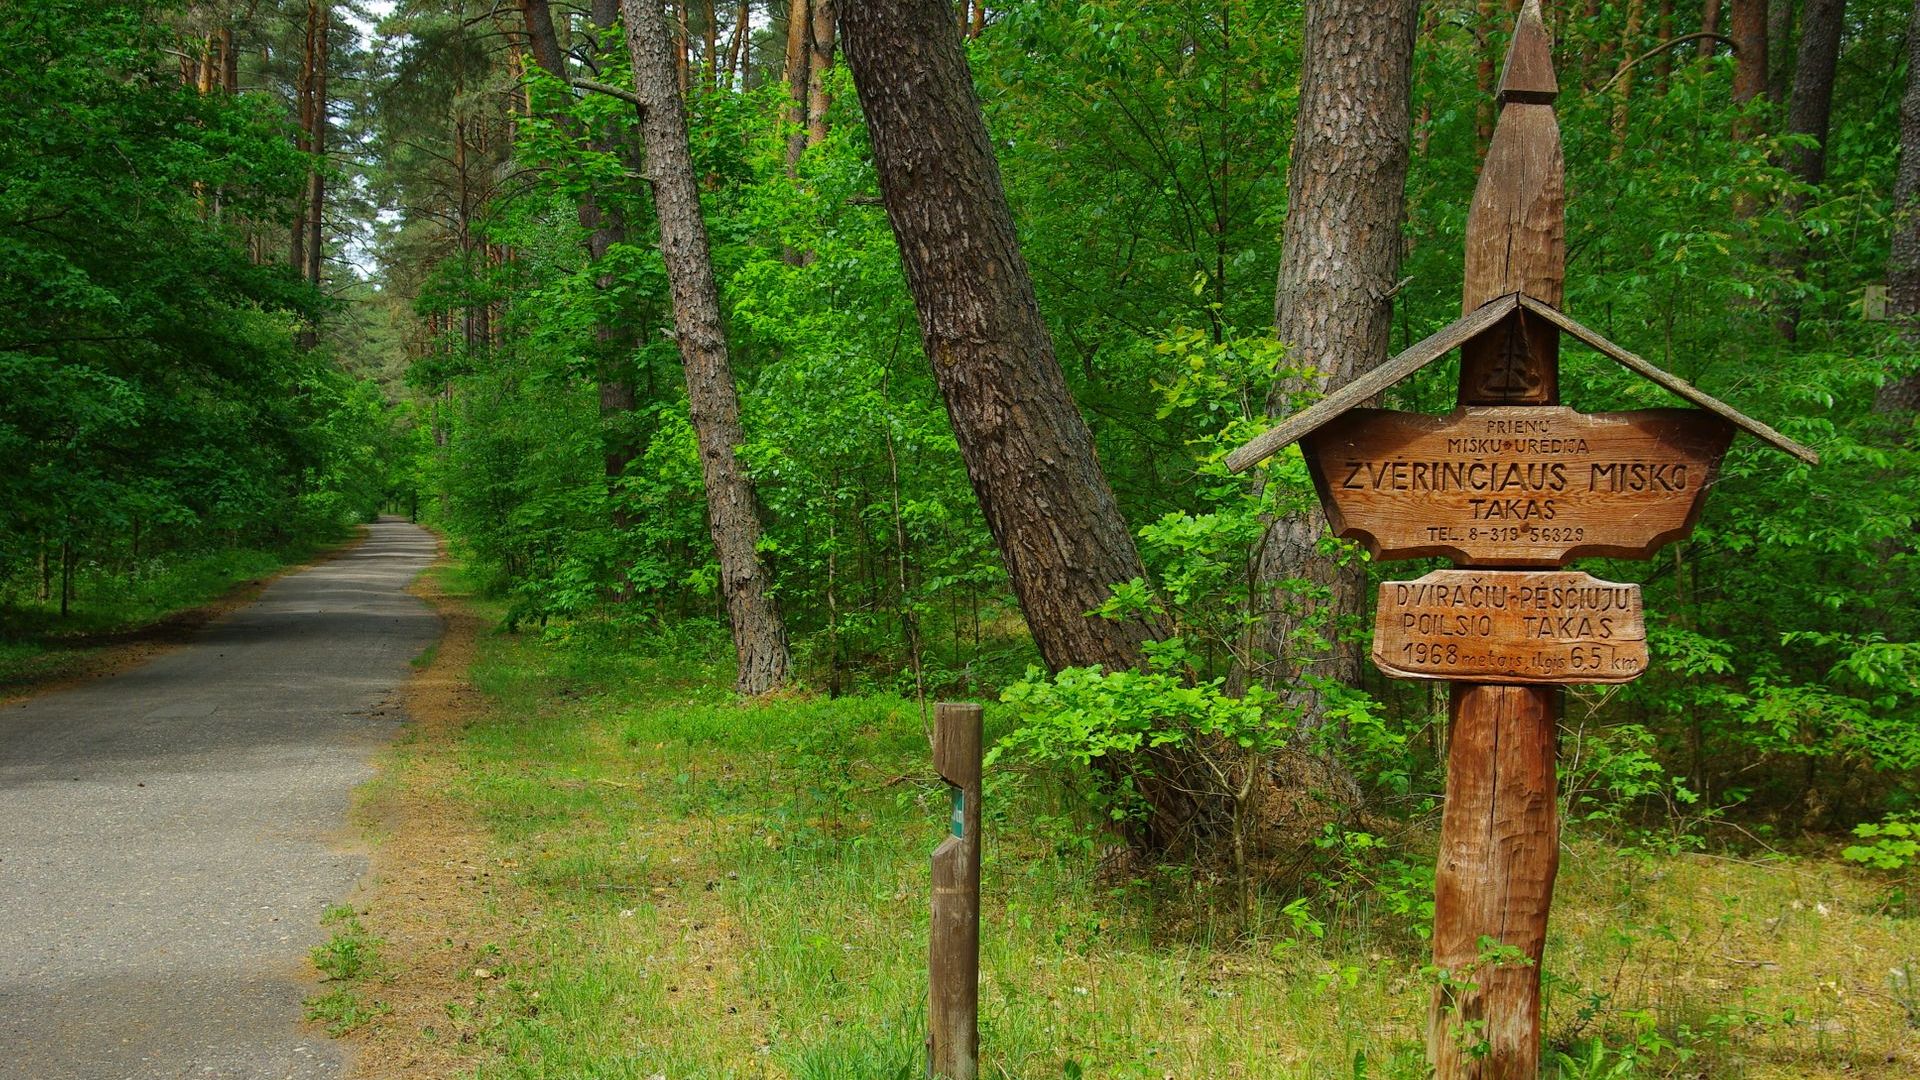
left=305, top=905, right=390, bottom=1036
left=375, top=0, right=1920, bottom=855
left=0, top=1, right=404, bottom=622
left=1842, top=817, right=1920, bottom=873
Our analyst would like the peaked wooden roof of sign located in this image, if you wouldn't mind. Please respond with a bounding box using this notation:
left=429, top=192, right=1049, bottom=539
left=1220, top=294, right=1821, bottom=472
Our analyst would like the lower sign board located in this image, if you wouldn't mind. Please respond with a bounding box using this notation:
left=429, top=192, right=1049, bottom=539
left=1301, top=406, right=1735, bottom=566
left=1373, top=569, right=1648, bottom=685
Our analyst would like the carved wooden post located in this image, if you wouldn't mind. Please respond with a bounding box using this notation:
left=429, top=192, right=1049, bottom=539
left=929, top=701, right=982, bottom=1080
left=1429, top=6, right=1565, bottom=1075
left=1221, top=0, right=1814, bottom=1074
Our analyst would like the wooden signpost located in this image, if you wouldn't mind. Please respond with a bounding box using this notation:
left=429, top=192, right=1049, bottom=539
left=1223, top=3, right=1815, bottom=1076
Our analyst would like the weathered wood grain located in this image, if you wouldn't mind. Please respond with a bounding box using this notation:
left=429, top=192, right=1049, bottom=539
left=1223, top=294, right=1519, bottom=473
left=1301, top=405, right=1735, bottom=565
left=929, top=702, right=983, bottom=1080
left=1428, top=682, right=1560, bottom=1080
left=1431, top=5, right=1564, bottom=1076
left=1373, top=570, right=1647, bottom=684
left=1497, top=0, right=1558, bottom=104
left=1516, top=295, right=1820, bottom=464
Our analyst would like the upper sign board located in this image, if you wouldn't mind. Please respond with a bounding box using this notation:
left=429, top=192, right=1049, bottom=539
left=1300, top=405, right=1734, bottom=566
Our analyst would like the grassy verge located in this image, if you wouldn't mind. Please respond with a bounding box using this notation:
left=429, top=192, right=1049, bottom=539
left=308, top=904, right=394, bottom=1036
left=0, top=529, right=356, bottom=689
left=419, top=568, right=1918, bottom=1079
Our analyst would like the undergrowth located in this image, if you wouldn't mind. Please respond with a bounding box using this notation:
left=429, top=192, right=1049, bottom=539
left=418, top=565, right=1917, bottom=1079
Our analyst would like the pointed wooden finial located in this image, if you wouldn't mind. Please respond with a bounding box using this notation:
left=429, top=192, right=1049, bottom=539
left=1498, top=0, right=1559, bottom=105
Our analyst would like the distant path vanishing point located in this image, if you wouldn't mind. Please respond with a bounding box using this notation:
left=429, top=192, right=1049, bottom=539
left=0, top=519, right=441, bottom=1079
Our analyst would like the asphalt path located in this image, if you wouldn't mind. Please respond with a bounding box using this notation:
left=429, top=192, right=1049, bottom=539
left=0, top=520, right=441, bottom=1079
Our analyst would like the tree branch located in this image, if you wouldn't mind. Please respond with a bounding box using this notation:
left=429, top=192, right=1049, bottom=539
left=572, top=78, right=645, bottom=110
left=1597, top=33, right=1737, bottom=95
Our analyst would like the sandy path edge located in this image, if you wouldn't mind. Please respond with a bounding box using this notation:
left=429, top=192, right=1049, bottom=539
left=333, top=548, right=522, bottom=1079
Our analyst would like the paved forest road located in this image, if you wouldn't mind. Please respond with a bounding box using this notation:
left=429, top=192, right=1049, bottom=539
left=0, top=520, right=441, bottom=1079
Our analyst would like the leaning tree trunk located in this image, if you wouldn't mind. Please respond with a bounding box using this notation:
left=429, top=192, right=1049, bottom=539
left=622, top=0, right=792, bottom=694
left=841, top=0, right=1206, bottom=853
left=1877, top=0, right=1920, bottom=418
left=836, top=0, right=1160, bottom=678
left=1773, top=0, right=1846, bottom=342
left=1247, top=0, right=1417, bottom=739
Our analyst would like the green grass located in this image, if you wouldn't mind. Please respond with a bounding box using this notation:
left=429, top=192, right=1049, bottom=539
left=0, top=533, right=350, bottom=686
left=424, top=568, right=1918, bottom=1080
left=307, top=904, right=392, bottom=1036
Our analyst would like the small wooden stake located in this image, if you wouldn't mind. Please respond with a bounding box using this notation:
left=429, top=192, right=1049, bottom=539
left=929, top=702, right=983, bottom=1080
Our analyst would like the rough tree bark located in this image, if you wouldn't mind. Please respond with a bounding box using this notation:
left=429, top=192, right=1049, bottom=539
left=841, top=0, right=1204, bottom=853
left=622, top=0, right=793, bottom=694
left=1877, top=0, right=1920, bottom=417
left=521, top=0, right=643, bottom=494
left=1248, top=0, right=1417, bottom=736
left=1730, top=0, right=1767, bottom=217
left=1774, top=0, right=1846, bottom=341
left=1731, top=0, right=1767, bottom=104
left=805, top=0, right=836, bottom=148
left=304, top=2, right=328, bottom=293
left=783, top=0, right=811, bottom=173
left=220, top=26, right=237, bottom=93
left=836, top=0, right=1160, bottom=678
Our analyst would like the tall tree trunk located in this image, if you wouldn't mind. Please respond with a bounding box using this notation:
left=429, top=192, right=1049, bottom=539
left=622, top=0, right=793, bottom=694
left=1701, top=0, right=1723, bottom=60
left=805, top=0, right=835, bottom=148
left=1476, top=0, right=1500, bottom=145
left=837, top=0, right=1160, bottom=677
left=783, top=0, right=811, bottom=172
left=1774, top=0, right=1846, bottom=341
left=1767, top=0, right=1794, bottom=104
left=290, top=1, right=316, bottom=277
left=704, top=0, right=719, bottom=91
left=197, top=32, right=217, bottom=94
left=1610, top=0, right=1648, bottom=158
left=1877, top=0, right=1920, bottom=417
left=1730, top=0, right=1767, bottom=217
left=1249, top=0, right=1417, bottom=736
left=1654, top=0, right=1676, bottom=93
left=220, top=26, right=237, bottom=92
left=522, top=0, right=643, bottom=497
left=1731, top=0, right=1767, bottom=104
left=841, top=0, right=1189, bottom=853
left=672, top=0, right=691, bottom=93
left=726, top=0, right=750, bottom=87
left=304, top=3, right=328, bottom=296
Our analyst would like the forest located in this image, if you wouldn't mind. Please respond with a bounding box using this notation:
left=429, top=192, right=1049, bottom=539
left=3, top=0, right=1918, bottom=1076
